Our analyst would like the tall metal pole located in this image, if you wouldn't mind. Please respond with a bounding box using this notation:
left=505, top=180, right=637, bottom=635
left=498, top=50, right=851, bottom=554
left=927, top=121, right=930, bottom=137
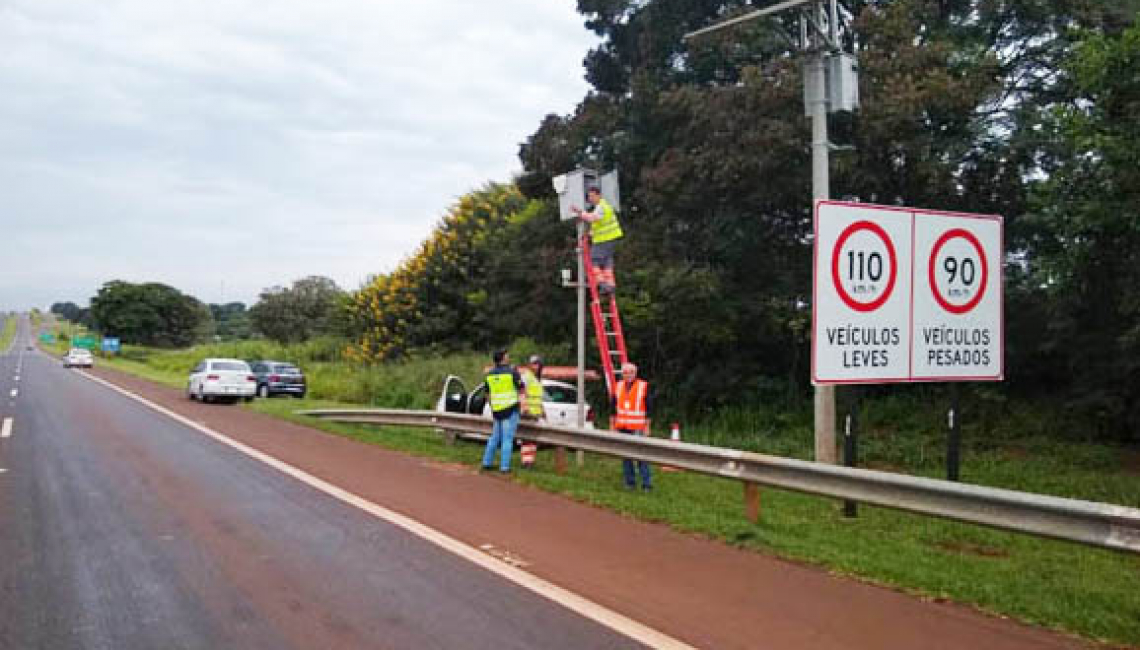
left=809, top=43, right=837, bottom=464
left=576, top=221, right=587, bottom=467
left=684, top=0, right=841, bottom=464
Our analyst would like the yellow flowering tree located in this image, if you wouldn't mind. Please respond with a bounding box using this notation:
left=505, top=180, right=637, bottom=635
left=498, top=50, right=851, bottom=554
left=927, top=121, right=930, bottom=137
left=347, top=183, right=533, bottom=361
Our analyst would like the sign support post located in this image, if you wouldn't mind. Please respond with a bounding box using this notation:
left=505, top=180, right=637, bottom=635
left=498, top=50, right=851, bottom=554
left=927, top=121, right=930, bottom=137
left=809, top=40, right=836, bottom=463
left=842, top=388, right=859, bottom=518
left=947, top=383, right=961, bottom=481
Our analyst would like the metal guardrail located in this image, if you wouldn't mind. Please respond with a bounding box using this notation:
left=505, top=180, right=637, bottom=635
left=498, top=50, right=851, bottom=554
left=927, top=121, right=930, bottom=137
left=299, top=408, right=1140, bottom=554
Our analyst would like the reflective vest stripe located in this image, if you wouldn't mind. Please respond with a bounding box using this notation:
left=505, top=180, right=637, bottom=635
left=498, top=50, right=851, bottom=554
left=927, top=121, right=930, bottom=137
left=521, top=368, right=543, bottom=417
left=590, top=199, right=623, bottom=244
left=614, top=379, right=648, bottom=431
left=487, top=371, right=519, bottom=413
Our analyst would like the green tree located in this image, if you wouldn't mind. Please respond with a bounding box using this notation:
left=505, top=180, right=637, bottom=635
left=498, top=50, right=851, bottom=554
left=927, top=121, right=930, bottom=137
left=50, top=302, right=85, bottom=324
left=250, top=276, right=345, bottom=344
left=347, top=184, right=535, bottom=361
left=509, top=0, right=1136, bottom=418
left=209, top=302, right=252, bottom=340
left=1023, top=18, right=1140, bottom=438
left=89, top=281, right=212, bottom=348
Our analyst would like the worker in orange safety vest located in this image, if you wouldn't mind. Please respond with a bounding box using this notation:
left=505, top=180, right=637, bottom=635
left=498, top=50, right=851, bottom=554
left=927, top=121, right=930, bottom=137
left=613, top=361, right=652, bottom=491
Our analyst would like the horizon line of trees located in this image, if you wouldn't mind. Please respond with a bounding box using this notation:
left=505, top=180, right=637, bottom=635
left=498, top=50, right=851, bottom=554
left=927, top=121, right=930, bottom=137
left=50, top=275, right=349, bottom=348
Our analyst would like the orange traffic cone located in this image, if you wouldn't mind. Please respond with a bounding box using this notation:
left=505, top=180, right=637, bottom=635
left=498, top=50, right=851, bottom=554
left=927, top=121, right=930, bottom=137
left=662, top=422, right=683, bottom=473
left=521, top=442, right=537, bottom=468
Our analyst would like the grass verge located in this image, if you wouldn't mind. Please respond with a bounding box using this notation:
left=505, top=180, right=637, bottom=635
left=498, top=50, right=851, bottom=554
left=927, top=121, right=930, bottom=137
left=0, top=315, right=16, bottom=353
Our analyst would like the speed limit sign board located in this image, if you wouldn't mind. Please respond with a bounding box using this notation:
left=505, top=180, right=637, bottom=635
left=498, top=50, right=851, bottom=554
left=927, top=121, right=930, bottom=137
left=812, top=203, right=912, bottom=383
left=812, top=201, right=1003, bottom=384
left=912, top=212, right=1003, bottom=380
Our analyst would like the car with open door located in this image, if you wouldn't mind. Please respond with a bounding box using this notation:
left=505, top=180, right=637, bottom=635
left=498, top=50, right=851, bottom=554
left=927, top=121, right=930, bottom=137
left=436, top=374, right=595, bottom=429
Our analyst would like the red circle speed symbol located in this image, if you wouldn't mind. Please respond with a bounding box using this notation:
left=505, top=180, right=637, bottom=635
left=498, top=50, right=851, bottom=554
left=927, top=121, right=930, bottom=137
left=929, top=228, right=988, bottom=314
left=830, top=220, right=898, bottom=313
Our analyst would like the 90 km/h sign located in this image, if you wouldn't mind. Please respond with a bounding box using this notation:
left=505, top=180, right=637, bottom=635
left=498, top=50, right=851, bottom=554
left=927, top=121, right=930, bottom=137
left=813, top=201, right=1003, bottom=385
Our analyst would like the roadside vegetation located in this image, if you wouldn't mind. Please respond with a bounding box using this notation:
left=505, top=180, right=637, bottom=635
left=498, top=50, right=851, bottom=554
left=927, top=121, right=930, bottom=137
left=0, top=314, right=16, bottom=351
left=46, top=327, right=1140, bottom=646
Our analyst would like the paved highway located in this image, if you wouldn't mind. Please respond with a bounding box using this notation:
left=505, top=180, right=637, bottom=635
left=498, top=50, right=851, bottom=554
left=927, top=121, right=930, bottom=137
left=0, top=320, right=642, bottom=650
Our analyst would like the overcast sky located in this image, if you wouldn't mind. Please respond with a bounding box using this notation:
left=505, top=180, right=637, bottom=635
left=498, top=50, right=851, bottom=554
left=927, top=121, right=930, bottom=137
left=0, top=0, right=597, bottom=310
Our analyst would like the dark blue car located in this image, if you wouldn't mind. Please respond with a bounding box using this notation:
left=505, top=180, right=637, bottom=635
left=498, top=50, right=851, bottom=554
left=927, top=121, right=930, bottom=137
left=248, top=360, right=307, bottom=399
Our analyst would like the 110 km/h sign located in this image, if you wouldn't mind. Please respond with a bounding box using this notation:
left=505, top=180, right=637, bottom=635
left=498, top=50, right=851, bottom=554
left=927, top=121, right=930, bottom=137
left=812, top=201, right=1003, bottom=385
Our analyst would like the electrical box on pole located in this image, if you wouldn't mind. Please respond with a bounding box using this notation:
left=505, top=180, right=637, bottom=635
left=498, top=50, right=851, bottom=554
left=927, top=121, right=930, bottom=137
left=804, top=53, right=859, bottom=115
left=827, top=53, right=859, bottom=112
left=553, top=168, right=621, bottom=221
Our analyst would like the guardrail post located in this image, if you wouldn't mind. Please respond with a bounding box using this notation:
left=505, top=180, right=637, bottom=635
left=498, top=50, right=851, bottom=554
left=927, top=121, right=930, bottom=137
left=743, top=482, right=761, bottom=523
left=555, top=446, right=567, bottom=474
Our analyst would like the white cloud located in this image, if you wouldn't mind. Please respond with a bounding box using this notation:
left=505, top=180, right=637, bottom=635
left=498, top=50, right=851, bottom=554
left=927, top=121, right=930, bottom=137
left=0, top=0, right=596, bottom=309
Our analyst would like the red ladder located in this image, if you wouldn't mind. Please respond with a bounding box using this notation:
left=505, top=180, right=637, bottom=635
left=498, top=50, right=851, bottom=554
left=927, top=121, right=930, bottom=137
left=580, top=233, right=629, bottom=397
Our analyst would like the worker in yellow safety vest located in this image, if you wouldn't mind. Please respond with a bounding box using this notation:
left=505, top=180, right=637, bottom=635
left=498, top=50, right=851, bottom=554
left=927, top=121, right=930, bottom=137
left=481, top=348, right=523, bottom=474
left=613, top=361, right=652, bottom=491
left=573, top=186, right=623, bottom=295
left=518, top=355, right=545, bottom=469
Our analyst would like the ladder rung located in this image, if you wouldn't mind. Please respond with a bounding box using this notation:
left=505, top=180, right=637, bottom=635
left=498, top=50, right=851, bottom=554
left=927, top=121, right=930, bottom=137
left=609, top=351, right=624, bottom=356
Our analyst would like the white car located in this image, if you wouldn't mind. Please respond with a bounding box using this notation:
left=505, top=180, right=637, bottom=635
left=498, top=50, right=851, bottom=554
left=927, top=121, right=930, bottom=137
left=437, top=374, right=595, bottom=429
left=62, top=348, right=94, bottom=368
left=187, top=358, right=256, bottom=403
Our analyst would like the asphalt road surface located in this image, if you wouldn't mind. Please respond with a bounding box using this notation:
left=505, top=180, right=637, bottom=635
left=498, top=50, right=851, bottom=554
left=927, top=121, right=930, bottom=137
left=0, top=321, right=641, bottom=650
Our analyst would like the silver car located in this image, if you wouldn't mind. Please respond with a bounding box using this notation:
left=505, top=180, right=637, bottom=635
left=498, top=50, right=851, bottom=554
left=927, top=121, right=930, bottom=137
left=62, top=348, right=94, bottom=368
left=187, top=358, right=257, bottom=404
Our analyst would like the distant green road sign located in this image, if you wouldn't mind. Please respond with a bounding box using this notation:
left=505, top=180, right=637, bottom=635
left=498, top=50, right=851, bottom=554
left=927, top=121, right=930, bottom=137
left=73, top=336, right=96, bottom=349
left=39, top=333, right=54, bottom=343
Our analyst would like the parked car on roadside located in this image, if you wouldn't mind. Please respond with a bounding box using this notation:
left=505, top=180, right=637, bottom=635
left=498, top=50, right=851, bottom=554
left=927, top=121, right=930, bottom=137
left=248, top=360, right=307, bottom=399
left=436, top=374, right=595, bottom=429
left=187, top=358, right=256, bottom=404
left=62, top=348, right=94, bottom=368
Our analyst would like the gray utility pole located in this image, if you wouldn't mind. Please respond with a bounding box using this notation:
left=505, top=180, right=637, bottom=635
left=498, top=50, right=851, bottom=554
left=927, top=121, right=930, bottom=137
left=686, top=0, right=856, bottom=464
left=575, top=220, right=586, bottom=467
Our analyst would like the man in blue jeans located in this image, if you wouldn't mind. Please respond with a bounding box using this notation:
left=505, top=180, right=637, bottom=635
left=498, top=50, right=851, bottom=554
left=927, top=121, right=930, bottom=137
left=613, top=361, right=653, bottom=491
left=482, top=348, right=523, bottom=474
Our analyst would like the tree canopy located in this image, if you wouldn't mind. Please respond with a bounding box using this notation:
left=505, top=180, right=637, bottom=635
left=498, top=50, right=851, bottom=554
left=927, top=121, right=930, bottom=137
left=250, top=276, right=346, bottom=344
left=339, top=2, right=1139, bottom=439
left=89, top=281, right=212, bottom=348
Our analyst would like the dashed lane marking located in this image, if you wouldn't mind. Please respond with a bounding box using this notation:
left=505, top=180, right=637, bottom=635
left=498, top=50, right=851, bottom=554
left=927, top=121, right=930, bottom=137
left=1, top=418, right=11, bottom=439
left=9, top=389, right=16, bottom=398
left=75, top=370, right=693, bottom=650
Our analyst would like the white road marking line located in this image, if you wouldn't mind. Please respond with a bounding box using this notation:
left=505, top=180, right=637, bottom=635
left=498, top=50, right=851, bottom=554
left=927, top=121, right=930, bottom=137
left=1, top=418, right=11, bottom=438
left=76, top=370, right=693, bottom=649
left=9, top=389, right=16, bottom=398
